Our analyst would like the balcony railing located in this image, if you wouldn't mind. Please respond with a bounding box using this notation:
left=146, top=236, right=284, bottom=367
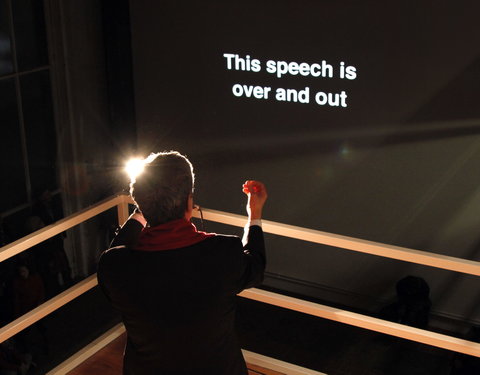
left=1, top=193, right=480, bottom=374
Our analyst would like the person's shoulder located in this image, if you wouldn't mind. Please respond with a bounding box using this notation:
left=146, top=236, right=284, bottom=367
left=210, top=233, right=239, bottom=239
left=98, top=246, right=132, bottom=282
left=201, top=234, right=243, bottom=257
left=99, top=245, right=130, bottom=266
left=101, top=245, right=129, bottom=256
left=205, top=233, right=241, bottom=245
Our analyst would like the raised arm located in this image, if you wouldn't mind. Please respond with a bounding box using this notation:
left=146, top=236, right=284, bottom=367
left=238, top=180, right=268, bottom=290
left=242, top=180, right=268, bottom=222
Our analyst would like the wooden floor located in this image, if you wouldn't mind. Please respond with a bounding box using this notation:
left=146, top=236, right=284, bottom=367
left=67, top=333, right=285, bottom=375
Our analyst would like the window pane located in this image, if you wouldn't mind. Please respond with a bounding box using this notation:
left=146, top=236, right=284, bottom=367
left=12, top=0, right=48, bottom=71
left=21, top=70, right=57, bottom=194
left=0, top=78, right=27, bottom=212
left=0, top=0, right=14, bottom=75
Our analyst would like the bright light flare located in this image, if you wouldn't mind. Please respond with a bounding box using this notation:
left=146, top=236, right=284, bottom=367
left=125, top=158, right=146, bottom=182
left=125, top=153, right=160, bottom=195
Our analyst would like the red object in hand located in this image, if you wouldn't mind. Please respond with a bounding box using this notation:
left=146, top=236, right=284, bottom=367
left=242, top=180, right=265, bottom=196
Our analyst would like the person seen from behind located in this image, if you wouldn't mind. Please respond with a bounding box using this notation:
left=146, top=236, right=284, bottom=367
left=98, top=151, right=267, bottom=374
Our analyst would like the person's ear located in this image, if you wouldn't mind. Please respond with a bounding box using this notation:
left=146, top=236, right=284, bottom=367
left=185, top=193, right=194, bottom=220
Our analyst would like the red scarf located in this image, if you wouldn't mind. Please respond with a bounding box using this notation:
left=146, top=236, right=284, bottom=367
left=134, top=218, right=215, bottom=251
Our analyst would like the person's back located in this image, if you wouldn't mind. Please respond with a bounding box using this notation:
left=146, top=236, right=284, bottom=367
left=97, top=152, right=267, bottom=374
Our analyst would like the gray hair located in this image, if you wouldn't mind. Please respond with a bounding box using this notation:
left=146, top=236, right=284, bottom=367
left=132, top=151, right=194, bottom=226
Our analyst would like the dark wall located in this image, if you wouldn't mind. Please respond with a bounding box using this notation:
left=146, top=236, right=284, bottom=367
left=128, top=1, right=480, bottom=325
left=102, top=0, right=136, bottom=157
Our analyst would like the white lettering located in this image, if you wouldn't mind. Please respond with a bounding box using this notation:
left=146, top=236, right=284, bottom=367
left=346, top=66, right=357, bottom=80
left=232, top=84, right=271, bottom=99
left=315, top=91, right=348, bottom=107
left=315, top=91, right=328, bottom=105
left=310, top=63, right=321, bottom=77
left=223, top=53, right=235, bottom=69
left=232, top=84, right=243, bottom=97
left=266, top=60, right=276, bottom=74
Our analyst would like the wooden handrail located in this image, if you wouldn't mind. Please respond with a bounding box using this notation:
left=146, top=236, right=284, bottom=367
left=0, top=275, right=98, bottom=343
left=0, top=195, right=130, bottom=343
left=0, top=194, right=127, bottom=263
left=1, top=193, right=480, bottom=359
left=239, top=288, right=480, bottom=357
left=193, top=208, right=480, bottom=276
left=3, top=194, right=478, bottom=276
left=3, top=273, right=479, bottom=358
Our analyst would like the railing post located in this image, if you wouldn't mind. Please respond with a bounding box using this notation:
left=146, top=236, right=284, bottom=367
left=117, top=195, right=130, bottom=226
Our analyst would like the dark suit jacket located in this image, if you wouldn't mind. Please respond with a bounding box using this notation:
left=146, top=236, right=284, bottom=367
left=97, top=220, right=265, bottom=375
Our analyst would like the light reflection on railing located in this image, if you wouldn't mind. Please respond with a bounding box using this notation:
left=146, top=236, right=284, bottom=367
left=0, top=193, right=479, bottom=361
